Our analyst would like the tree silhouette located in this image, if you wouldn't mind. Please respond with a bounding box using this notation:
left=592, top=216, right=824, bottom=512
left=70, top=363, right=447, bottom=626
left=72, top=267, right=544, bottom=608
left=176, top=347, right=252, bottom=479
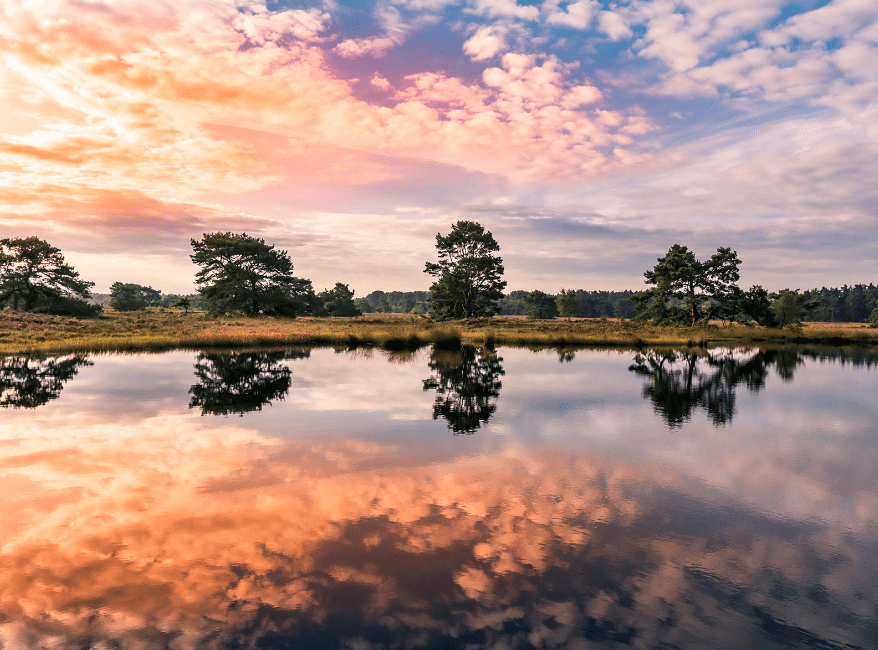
left=0, top=354, right=92, bottom=408
left=629, top=349, right=773, bottom=428
left=423, top=344, right=504, bottom=433
left=189, top=350, right=309, bottom=416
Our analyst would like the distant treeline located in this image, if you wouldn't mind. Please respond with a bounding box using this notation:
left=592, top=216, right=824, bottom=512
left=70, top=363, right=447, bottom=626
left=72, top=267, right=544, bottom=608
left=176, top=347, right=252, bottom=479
left=498, top=290, right=639, bottom=318
left=800, top=285, right=877, bottom=322
left=359, top=291, right=430, bottom=315
left=91, top=284, right=877, bottom=323
left=91, top=292, right=208, bottom=311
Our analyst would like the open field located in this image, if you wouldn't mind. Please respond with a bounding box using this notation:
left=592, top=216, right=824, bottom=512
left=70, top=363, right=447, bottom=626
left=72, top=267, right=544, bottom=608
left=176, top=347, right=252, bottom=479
left=1, top=310, right=876, bottom=354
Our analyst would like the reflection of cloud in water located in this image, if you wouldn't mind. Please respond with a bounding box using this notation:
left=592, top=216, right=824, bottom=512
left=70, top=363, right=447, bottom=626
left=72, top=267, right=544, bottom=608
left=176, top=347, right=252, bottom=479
left=0, top=419, right=875, bottom=649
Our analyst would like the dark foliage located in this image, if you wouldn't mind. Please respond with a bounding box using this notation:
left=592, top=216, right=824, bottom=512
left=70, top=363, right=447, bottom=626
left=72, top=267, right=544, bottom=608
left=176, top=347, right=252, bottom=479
left=188, top=350, right=309, bottom=416
left=0, top=354, right=93, bottom=408
left=190, top=232, right=316, bottom=317
left=634, top=245, right=742, bottom=325
left=109, top=282, right=162, bottom=312
left=800, top=284, right=878, bottom=322
left=319, top=283, right=362, bottom=317
left=423, top=344, right=504, bottom=433
left=425, top=221, right=506, bottom=320
left=524, top=290, right=558, bottom=319
left=0, top=236, right=95, bottom=315
left=362, top=290, right=430, bottom=315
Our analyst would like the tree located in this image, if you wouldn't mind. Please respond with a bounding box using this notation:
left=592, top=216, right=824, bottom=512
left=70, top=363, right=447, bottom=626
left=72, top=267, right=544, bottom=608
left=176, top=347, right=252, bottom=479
left=109, top=282, right=162, bottom=312
left=190, top=232, right=314, bottom=317
left=525, top=290, right=558, bottom=319
left=556, top=288, right=579, bottom=320
left=868, top=307, right=878, bottom=328
left=319, top=283, right=362, bottom=317
left=0, top=236, right=95, bottom=314
left=770, top=289, right=818, bottom=328
left=634, top=244, right=742, bottom=326
left=737, top=285, right=778, bottom=327
left=424, top=221, right=506, bottom=320
left=171, top=296, right=192, bottom=314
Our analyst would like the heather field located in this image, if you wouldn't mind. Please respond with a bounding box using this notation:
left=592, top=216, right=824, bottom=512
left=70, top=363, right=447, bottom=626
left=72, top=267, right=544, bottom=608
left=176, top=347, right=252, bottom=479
left=1, top=310, right=876, bottom=354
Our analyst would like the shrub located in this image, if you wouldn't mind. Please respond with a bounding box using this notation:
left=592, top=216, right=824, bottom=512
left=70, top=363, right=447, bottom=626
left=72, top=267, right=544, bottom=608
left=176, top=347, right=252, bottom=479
left=30, top=296, right=102, bottom=318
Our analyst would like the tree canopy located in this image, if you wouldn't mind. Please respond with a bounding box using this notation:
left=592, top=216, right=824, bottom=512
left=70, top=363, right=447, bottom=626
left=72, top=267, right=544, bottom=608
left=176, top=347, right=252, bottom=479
left=525, top=290, right=558, bottom=319
left=633, top=245, right=750, bottom=325
left=0, top=236, right=96, bottom=315
left=319, top=283, right=362, bottom=317
left=424, top=221, right=506, bottom=320
left=109, top=282, right=162, bottom=312
left=190, top=232, right=316, bottom=317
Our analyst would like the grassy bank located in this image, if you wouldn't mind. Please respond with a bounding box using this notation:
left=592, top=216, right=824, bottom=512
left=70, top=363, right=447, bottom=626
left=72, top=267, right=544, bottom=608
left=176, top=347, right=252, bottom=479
left=0, top=310, right=876, bottom=355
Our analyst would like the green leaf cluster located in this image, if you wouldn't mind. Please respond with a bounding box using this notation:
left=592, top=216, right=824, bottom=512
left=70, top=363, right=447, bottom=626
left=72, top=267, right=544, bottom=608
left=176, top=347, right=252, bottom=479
left=0, top=236, right=98, bottom=316
left=109, top=282, right=162, bottom=312
left=525, top=290, right=558, bottom=320
left=424, top=221, right=507, bottom=320
left=318, top=283, right=362, bottom=317
left=634, top=244, right=777, bottom=326
left=190, top=232, right=317, bottom=317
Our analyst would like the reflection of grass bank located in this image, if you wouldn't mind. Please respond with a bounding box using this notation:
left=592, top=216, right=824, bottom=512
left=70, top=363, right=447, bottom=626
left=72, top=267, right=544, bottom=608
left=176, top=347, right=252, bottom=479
left=1, top=310, right=876, bottom=354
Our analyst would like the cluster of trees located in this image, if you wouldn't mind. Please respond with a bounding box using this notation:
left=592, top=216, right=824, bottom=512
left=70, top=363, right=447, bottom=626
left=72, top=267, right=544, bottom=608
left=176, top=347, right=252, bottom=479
left=800, top=285, right=878, bottom=323
left=2, top=229, right=876, bottom=327
left=0, top=237, right=101, bottom=317
left=358, top=291, right=430, bottom=315
left=633, top=244, right=836, bottom=328
left=496, top=289, right=639, bottom=319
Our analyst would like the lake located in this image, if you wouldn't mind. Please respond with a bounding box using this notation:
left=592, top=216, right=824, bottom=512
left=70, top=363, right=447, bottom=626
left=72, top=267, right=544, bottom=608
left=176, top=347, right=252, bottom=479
left=1, top=345, right=876, bottom=649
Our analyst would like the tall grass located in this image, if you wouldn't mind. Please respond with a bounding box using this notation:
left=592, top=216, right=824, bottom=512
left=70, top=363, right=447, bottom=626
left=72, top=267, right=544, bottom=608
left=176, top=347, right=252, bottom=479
left=1, top=309, right=875, bottom=354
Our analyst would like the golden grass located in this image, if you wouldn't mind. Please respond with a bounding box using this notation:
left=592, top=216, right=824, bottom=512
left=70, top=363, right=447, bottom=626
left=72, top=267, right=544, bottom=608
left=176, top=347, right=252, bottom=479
left=0, top=310, right=875, bottom=354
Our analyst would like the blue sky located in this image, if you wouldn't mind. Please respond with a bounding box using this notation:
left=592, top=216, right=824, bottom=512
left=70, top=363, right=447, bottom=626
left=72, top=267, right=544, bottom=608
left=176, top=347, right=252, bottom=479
left=0, top=0, right=875, bottom=293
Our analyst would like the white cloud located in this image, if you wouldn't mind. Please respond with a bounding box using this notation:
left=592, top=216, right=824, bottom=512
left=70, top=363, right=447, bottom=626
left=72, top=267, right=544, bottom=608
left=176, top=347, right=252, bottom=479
left=463, top=24, right=509, bottom=60
left=370, top=72, right=393, bottom=91
left=766, top=0, right=877, bottom=44
left=231, top=6, right=331, bottom=44
left=467, top=0, right=541, bottom=21
left=543, top=0, right=601, bottom=30
left=597, top=11, right=632, bottom=41
left=334, top=2, right=413, bottom=57
left=561, top=84, right=602, bottom=107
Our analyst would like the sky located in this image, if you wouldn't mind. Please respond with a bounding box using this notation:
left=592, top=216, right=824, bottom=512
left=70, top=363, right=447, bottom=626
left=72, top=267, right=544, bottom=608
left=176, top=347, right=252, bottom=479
left=1, top=0, right=876, bottom=295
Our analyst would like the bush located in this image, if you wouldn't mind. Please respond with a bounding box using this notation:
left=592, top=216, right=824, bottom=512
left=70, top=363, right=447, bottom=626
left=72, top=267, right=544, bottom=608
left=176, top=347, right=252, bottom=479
left=869, top=307, right=878, bottom=329
left=30, top=295, right=102, bottom=318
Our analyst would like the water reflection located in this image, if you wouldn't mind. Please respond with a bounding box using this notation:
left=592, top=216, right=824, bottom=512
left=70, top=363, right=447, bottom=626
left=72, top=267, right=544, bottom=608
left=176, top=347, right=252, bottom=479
left=0, top=354, right=92, bottom=408
left=629, top=345, right=878, bottom=428
left=1, top=346, right=877, bottom=649
left=1, top=438, right=875, bottom=649
left=629, top=349, right=771, bottom=428
left=188, top=349, right=309, bottom=416
left=423, top=344, right=504, bottom=433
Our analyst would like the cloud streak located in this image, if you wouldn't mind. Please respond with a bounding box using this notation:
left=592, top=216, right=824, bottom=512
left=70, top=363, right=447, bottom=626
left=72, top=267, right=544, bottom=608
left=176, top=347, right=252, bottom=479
left=0, top=0, right=874, bottom=292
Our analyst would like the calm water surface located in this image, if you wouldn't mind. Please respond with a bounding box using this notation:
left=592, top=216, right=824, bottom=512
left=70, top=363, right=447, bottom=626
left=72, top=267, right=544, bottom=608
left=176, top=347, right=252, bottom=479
left=1, top=345, right=877, bottom=649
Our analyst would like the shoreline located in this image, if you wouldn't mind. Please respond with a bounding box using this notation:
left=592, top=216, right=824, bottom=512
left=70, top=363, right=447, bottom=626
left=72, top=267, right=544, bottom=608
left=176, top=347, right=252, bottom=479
left=1, top=310, right=876, bottom=355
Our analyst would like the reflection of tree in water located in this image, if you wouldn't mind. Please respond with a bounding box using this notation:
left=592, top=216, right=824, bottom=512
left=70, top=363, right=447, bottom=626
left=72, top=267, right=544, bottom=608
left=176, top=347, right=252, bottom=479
left=0, top=354, right=92, bottom=408
left=557, top=348, right=576, bottom=363
left=189, top=349, right=309, bottom=416
left=629, top=349, right=773, bottom=428
left=423, top=344, right=504, bottom=434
